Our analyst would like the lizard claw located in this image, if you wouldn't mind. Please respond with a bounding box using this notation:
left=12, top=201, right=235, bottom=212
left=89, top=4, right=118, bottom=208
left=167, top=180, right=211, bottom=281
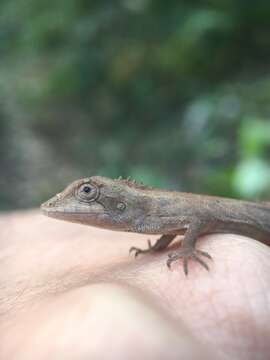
left=129, top=239, right=152, bottom=257
left=129, top=246, right=142, bottom=257
left=167, top=247, right=212, bottom=276
left=129, top=239, right=153, bottom=257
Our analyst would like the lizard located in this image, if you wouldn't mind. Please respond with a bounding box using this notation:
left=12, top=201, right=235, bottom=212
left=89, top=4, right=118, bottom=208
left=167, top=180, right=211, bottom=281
left=41, top=176, right=270, bottom=275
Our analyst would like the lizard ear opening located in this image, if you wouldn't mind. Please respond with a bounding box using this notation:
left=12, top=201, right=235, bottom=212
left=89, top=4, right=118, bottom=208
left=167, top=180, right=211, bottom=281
left=76, top=182, right=99, bottom=202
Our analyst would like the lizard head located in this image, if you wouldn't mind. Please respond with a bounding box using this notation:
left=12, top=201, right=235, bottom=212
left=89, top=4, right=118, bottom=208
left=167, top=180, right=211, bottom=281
left=41, top=176, right=153, bottom=231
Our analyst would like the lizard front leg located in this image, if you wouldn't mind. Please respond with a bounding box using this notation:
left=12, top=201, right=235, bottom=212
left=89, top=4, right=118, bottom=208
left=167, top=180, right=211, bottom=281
left=167, top=219, right=212, bottom=275
left=129, top=234, right=176, bottom=257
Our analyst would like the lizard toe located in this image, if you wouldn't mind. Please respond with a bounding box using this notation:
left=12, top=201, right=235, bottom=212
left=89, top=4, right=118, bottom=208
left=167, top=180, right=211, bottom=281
left=167, top=247, right=212, bottom=275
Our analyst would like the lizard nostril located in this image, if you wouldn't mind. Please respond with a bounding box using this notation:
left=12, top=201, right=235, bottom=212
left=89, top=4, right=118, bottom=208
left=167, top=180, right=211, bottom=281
left=46, top=198, right=57, bottom=207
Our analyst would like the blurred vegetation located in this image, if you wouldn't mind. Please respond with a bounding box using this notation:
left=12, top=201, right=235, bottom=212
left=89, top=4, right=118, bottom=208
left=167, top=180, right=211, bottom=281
left=0, top=0, right=270, bottom=210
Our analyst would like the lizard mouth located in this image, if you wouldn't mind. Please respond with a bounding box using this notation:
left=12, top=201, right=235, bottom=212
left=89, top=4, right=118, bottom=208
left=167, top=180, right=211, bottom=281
left=40, top=199, right=105, bottom=219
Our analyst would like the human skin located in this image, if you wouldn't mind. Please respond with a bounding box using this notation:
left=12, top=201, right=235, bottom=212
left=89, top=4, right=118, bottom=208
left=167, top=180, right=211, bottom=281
left=0, top=210, right=270, bottom=360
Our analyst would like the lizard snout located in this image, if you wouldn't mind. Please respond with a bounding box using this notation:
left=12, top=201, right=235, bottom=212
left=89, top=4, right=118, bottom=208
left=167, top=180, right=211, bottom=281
left=41, top=193, right=61, bottom=213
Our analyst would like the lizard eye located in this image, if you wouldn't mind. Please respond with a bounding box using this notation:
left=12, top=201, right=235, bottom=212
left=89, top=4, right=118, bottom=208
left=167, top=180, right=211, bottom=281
left=83, top=185, right=91, bottom=193
left=76, top=183, right=99, bottom=202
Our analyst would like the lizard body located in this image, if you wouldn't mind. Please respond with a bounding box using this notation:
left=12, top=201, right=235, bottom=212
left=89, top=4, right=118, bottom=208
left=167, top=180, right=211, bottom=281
left=41, top=176, right=270, bottom=274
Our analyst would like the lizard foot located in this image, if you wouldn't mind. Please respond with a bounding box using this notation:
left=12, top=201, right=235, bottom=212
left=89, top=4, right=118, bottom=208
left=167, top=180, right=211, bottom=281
left=167, top=247, right=212, bottom=276
left=129, top=239, right=154, bottom=257
left=130, top=234, right=176, bottom=258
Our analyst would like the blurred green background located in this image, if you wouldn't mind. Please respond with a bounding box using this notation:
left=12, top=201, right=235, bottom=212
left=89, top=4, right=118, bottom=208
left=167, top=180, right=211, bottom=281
left=1, top=0, right=270, bottom=210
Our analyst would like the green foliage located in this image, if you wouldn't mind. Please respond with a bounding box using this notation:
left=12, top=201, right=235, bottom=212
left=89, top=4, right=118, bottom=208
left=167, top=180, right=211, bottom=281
left=233, top=118, right=270, bottom=197
left=239, top=118, right=270, bottom=157
left=0, top=0, right=270, bottom=209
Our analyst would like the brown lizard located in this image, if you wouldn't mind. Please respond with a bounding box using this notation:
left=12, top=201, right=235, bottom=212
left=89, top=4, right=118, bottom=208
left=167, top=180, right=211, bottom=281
left=41, top=176, right=270, bottom=275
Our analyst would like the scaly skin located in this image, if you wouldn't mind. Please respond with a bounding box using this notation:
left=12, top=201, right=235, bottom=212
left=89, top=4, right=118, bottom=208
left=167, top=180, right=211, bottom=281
left=41, top=176, right=270, bottom=275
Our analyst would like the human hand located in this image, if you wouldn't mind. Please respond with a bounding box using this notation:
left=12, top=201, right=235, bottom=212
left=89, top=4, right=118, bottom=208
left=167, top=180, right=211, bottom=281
left=0, top=210, right=270, bottom=359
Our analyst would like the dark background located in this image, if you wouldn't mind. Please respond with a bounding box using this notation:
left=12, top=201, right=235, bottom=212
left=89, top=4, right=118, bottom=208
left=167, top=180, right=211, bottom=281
left=1, top=0, right=270, bottom=210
